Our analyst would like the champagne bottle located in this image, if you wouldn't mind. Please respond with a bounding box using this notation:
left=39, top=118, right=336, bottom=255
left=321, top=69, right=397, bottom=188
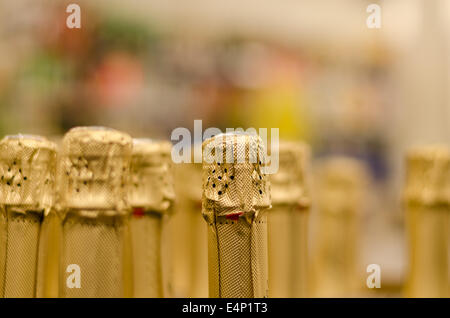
left=311, top=157, right=368, bottom=297
left=404, top=146, right=449, bottom=297
left=36, top=136, right=63, bottom=298
left=57, top=127, right=132, bottom=298
left=202, top=132, right=271, bottom=298
left=128, top=139, right=175, bottom=298
left=268, top=141, right=310, bottom=297
left=0, top=135, right=56, bottom=298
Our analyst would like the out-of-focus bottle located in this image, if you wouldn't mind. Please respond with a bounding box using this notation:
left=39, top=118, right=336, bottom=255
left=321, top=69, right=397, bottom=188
left=128, top=139, right=175, bottom=298
left=36, top=207, right=62, bottom=298
left=57, top=127, right=133, bottom=298
left=0, top=135, right=56, bottom=298
left=268, top=141, right=310, bottom=297
left=311, top=157, right=368, bottom=297
left=170, top=157, right=208, bottom=298
left=36, top=135, right=63, bottom=298
left=404, top=146, right=449, bottom=297
left=202, top=132, right=271, bottom=298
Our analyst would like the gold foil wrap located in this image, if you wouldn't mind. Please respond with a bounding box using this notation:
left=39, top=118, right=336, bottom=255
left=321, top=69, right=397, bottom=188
left=404, top=146, right=450, bottom=297
left=129, top=139, right=175, bottom=298
left=311, top=157, right=368, bottom=297
left=202, top=133, right=271, bottom=298
left=57, top=126, right=132, bottom=298
left=36, top=210, right=62, bottom=298
left=268, top=141, right=310, bottom=297
left=36, top=135, right=62, bottom=298
left=0, top=135, right=56, bottom=298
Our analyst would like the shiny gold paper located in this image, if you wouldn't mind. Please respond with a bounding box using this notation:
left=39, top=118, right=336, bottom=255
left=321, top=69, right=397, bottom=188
left=268, top=141, right=310, bottom=297
left=404, top=145, right=450, bottom=297
left=129, top=139, right=175, bottom=298
left=202, top=133, right=271, bottom=298
left=57, top=126, right=132, bottom=298
left=0, top=134, right=56, bottom=298
left=36, top=211, right=62, bottom=298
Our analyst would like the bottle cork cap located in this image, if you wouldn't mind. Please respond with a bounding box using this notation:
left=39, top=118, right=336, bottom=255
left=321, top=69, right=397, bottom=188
left=58, top=126, right=132, bottom=212
left=314, top=156, right=368, bottom=216
left=270, top=141, right=310, bottom=208
left=0, top=134, right=56, bottom=214
left=129, top=138, right=175, bottom=213
left=404, top=145, right=450, bottom=206
left=202, top=132, right=271, bottom=221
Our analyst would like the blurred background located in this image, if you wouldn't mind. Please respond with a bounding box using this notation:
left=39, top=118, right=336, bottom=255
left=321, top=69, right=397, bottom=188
left=0, top=0, right=449, bottom=297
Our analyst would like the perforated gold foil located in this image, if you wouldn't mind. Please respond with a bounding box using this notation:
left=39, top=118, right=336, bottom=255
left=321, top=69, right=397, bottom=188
left=0, top=134, right=56, bottom=298
left=58, top=126, right=132, bottom=298
left=268, top=141, right=310, bottom=297
left=202, top=133, right=271, bottom=298
left=129, top=139, right=175, bottom=298
left=404, top=145, right=450, bottom=297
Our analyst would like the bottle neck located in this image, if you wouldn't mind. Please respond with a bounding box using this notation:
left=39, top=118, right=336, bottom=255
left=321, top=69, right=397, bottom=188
left=407, top=204, right=449, bottom=297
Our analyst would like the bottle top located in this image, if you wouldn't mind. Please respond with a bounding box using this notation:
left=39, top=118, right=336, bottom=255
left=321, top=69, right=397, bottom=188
left=314, top=156, right=369, bottom=216
left=0, top=134, right=56, bottom=214
left=270, top=141, right=310, bottom=208
left=57, top=126, right=132, bottom=213
left=129, top=139, right=175, bottom=213
left=202, top=132, right=271, bottom=221
left=404, top=145, right=450, bottom=207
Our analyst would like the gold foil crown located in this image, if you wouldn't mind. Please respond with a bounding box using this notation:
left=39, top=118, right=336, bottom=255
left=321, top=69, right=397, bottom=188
left=58, top=126, right=132, bottom=211
left=202, top=132, right=271, bottom=218
left=270, top=141, right=310, bottom=208
left=129, top=139, right=175, bottom=212
left=404, top=145, right=450, bottom=206
left=0, top=134, right=56, bottom=214
left=315, top=157, right=368, bottom=216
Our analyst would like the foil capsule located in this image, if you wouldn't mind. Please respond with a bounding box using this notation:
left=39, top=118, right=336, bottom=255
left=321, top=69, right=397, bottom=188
left=57, top=126, right=132, bottom=213
left=57, top=126, right=133, bottom=298
left=404, top=146, right=450, bottom=206
left=270, top=141, right=310, bottom=207
left=202, top=132, right=271, bottom=219
left=129, top=139, right=175, bottom=298
left=404, top=145, right=450, bottom=297
left=129, top=139, right=175, bottom=211
left=268, top=141, right=310, bottom=298
left=0, top=134, right=56, bottom=298
left=311, top=156, right=369, bottom=297
left=0, top=135, right=56, bottom=212
left=314, top=157, right=368, bottom=217
left=202, top=132, right=271, bottom=298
